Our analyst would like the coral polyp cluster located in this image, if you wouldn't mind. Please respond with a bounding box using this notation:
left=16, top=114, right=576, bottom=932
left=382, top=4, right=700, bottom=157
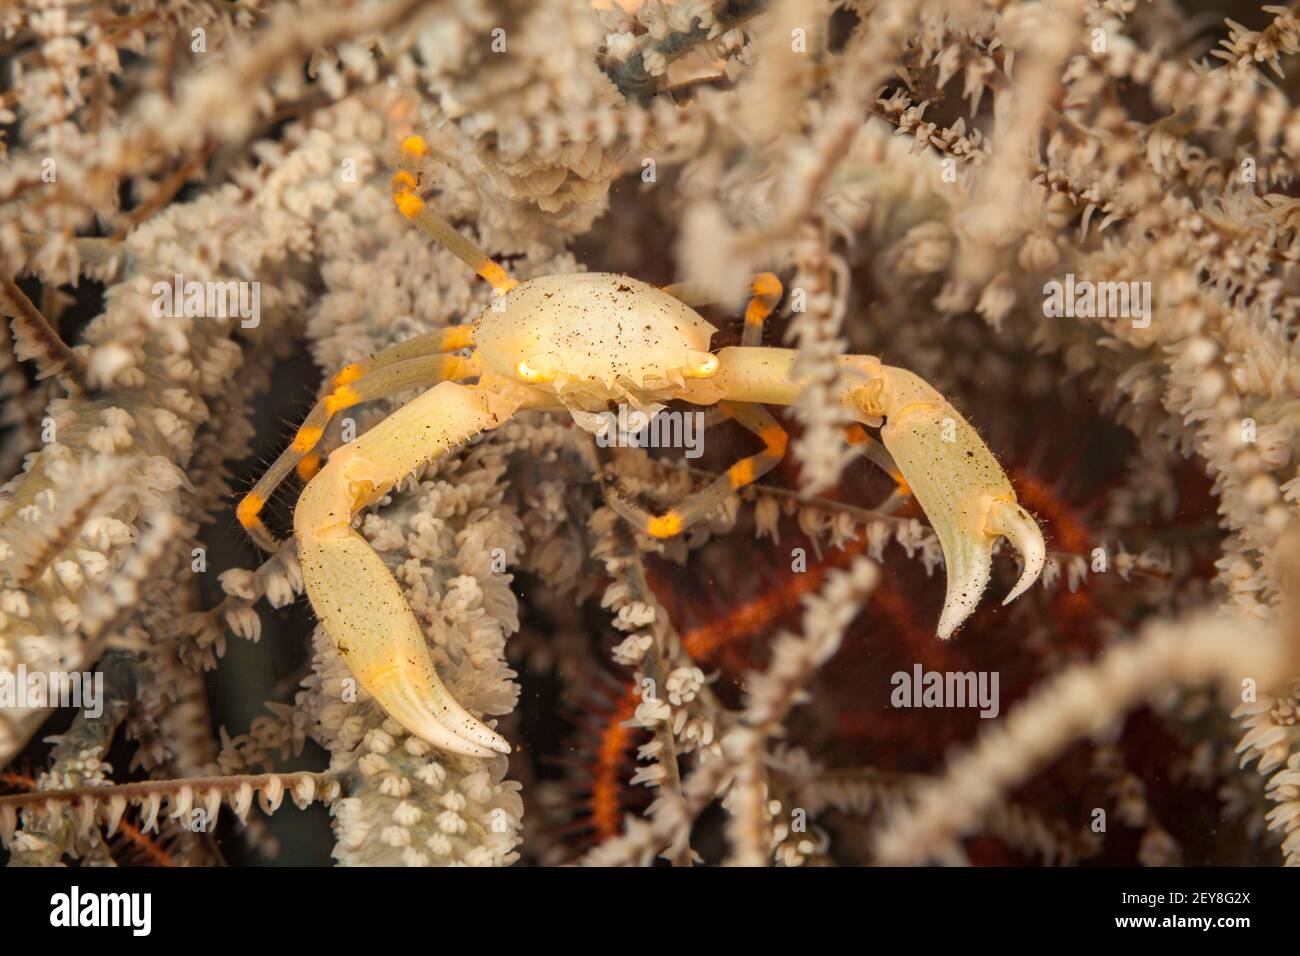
left=1, top=0, right=1299, bottom=869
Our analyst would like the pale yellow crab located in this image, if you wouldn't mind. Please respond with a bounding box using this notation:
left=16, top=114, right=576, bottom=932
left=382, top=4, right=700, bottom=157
left=237, top=135, right=1045, bottom=758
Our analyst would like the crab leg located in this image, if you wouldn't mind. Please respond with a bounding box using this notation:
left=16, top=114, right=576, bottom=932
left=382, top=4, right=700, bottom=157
left=661, top=273, right=784, bottom=346
left=238, top=350, right=479, bottom=551
left=844, top=424, right=911, bottom=514
left=295, top=380, right=521, bottom=756
left=329, top=324, right=476, bottom=389
left=682, top=347, right=1045, bottom=640
left=606, top=402, right=788, bottom=537
left=391, top=134, right=517, bottom=294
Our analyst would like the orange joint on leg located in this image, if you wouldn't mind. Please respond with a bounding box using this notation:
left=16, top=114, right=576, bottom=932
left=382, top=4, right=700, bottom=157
left=728, top=459, right=756, bottom=489
left=237, top=494, right=264, bottom=529
left=325, top=385, right=360, bottom=414
left=391, top=170, right=417, bottom=193
left=445, top=355, right=476, bottom=379
left=296, top=454, right=321, bottom=481
left=395, top=191, right=425, bottom=219
left=843, top=425, right=872, bottom=446
left=760, top=425, right=788, bottom=456
left=752, top=273, right=782, bottom=298
left=333, top=363, right=364, bottom=387
left=480, top=262, right=517, bottom=292
left=401, top=135, right=429, bottom=158
left=444, top=325, right=475, bottom=351
left=645, top=511, right=684, bottom=538
left=745, top=273, right=781, bottom=323
left=292, top=426, right=323, bottom=452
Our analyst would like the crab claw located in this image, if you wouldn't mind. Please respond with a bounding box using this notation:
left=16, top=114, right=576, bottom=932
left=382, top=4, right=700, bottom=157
left=294, top=394, right=514, bottom=759
left=298, top=531, right=511, bottom=758
left=368, top=655, right=512, bottom=758
left=988, top=498, right=1047, bottom=606
left=872, top=367, right=1045, bottom=640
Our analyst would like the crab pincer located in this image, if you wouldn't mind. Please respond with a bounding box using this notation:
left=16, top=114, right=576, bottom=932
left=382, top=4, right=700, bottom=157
left=847, top=362, right=1046, bottom=639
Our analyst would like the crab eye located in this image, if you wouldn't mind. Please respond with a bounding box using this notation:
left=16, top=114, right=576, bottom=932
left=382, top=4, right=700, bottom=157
left=516, top=355, right=557, bottom=384
left=681, top=350, right=719, bottom=379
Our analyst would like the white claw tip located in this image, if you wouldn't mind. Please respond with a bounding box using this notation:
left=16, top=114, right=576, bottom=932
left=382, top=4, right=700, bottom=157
left=987, top=498, right=1046, bottom=607
left=934, top=541, right=992, bottom=642
left=371, top=668, right=511, bottom=758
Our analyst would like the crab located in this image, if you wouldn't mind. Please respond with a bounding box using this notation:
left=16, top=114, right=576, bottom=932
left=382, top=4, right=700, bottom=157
left=236, top=135, right=1046, bottom=759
